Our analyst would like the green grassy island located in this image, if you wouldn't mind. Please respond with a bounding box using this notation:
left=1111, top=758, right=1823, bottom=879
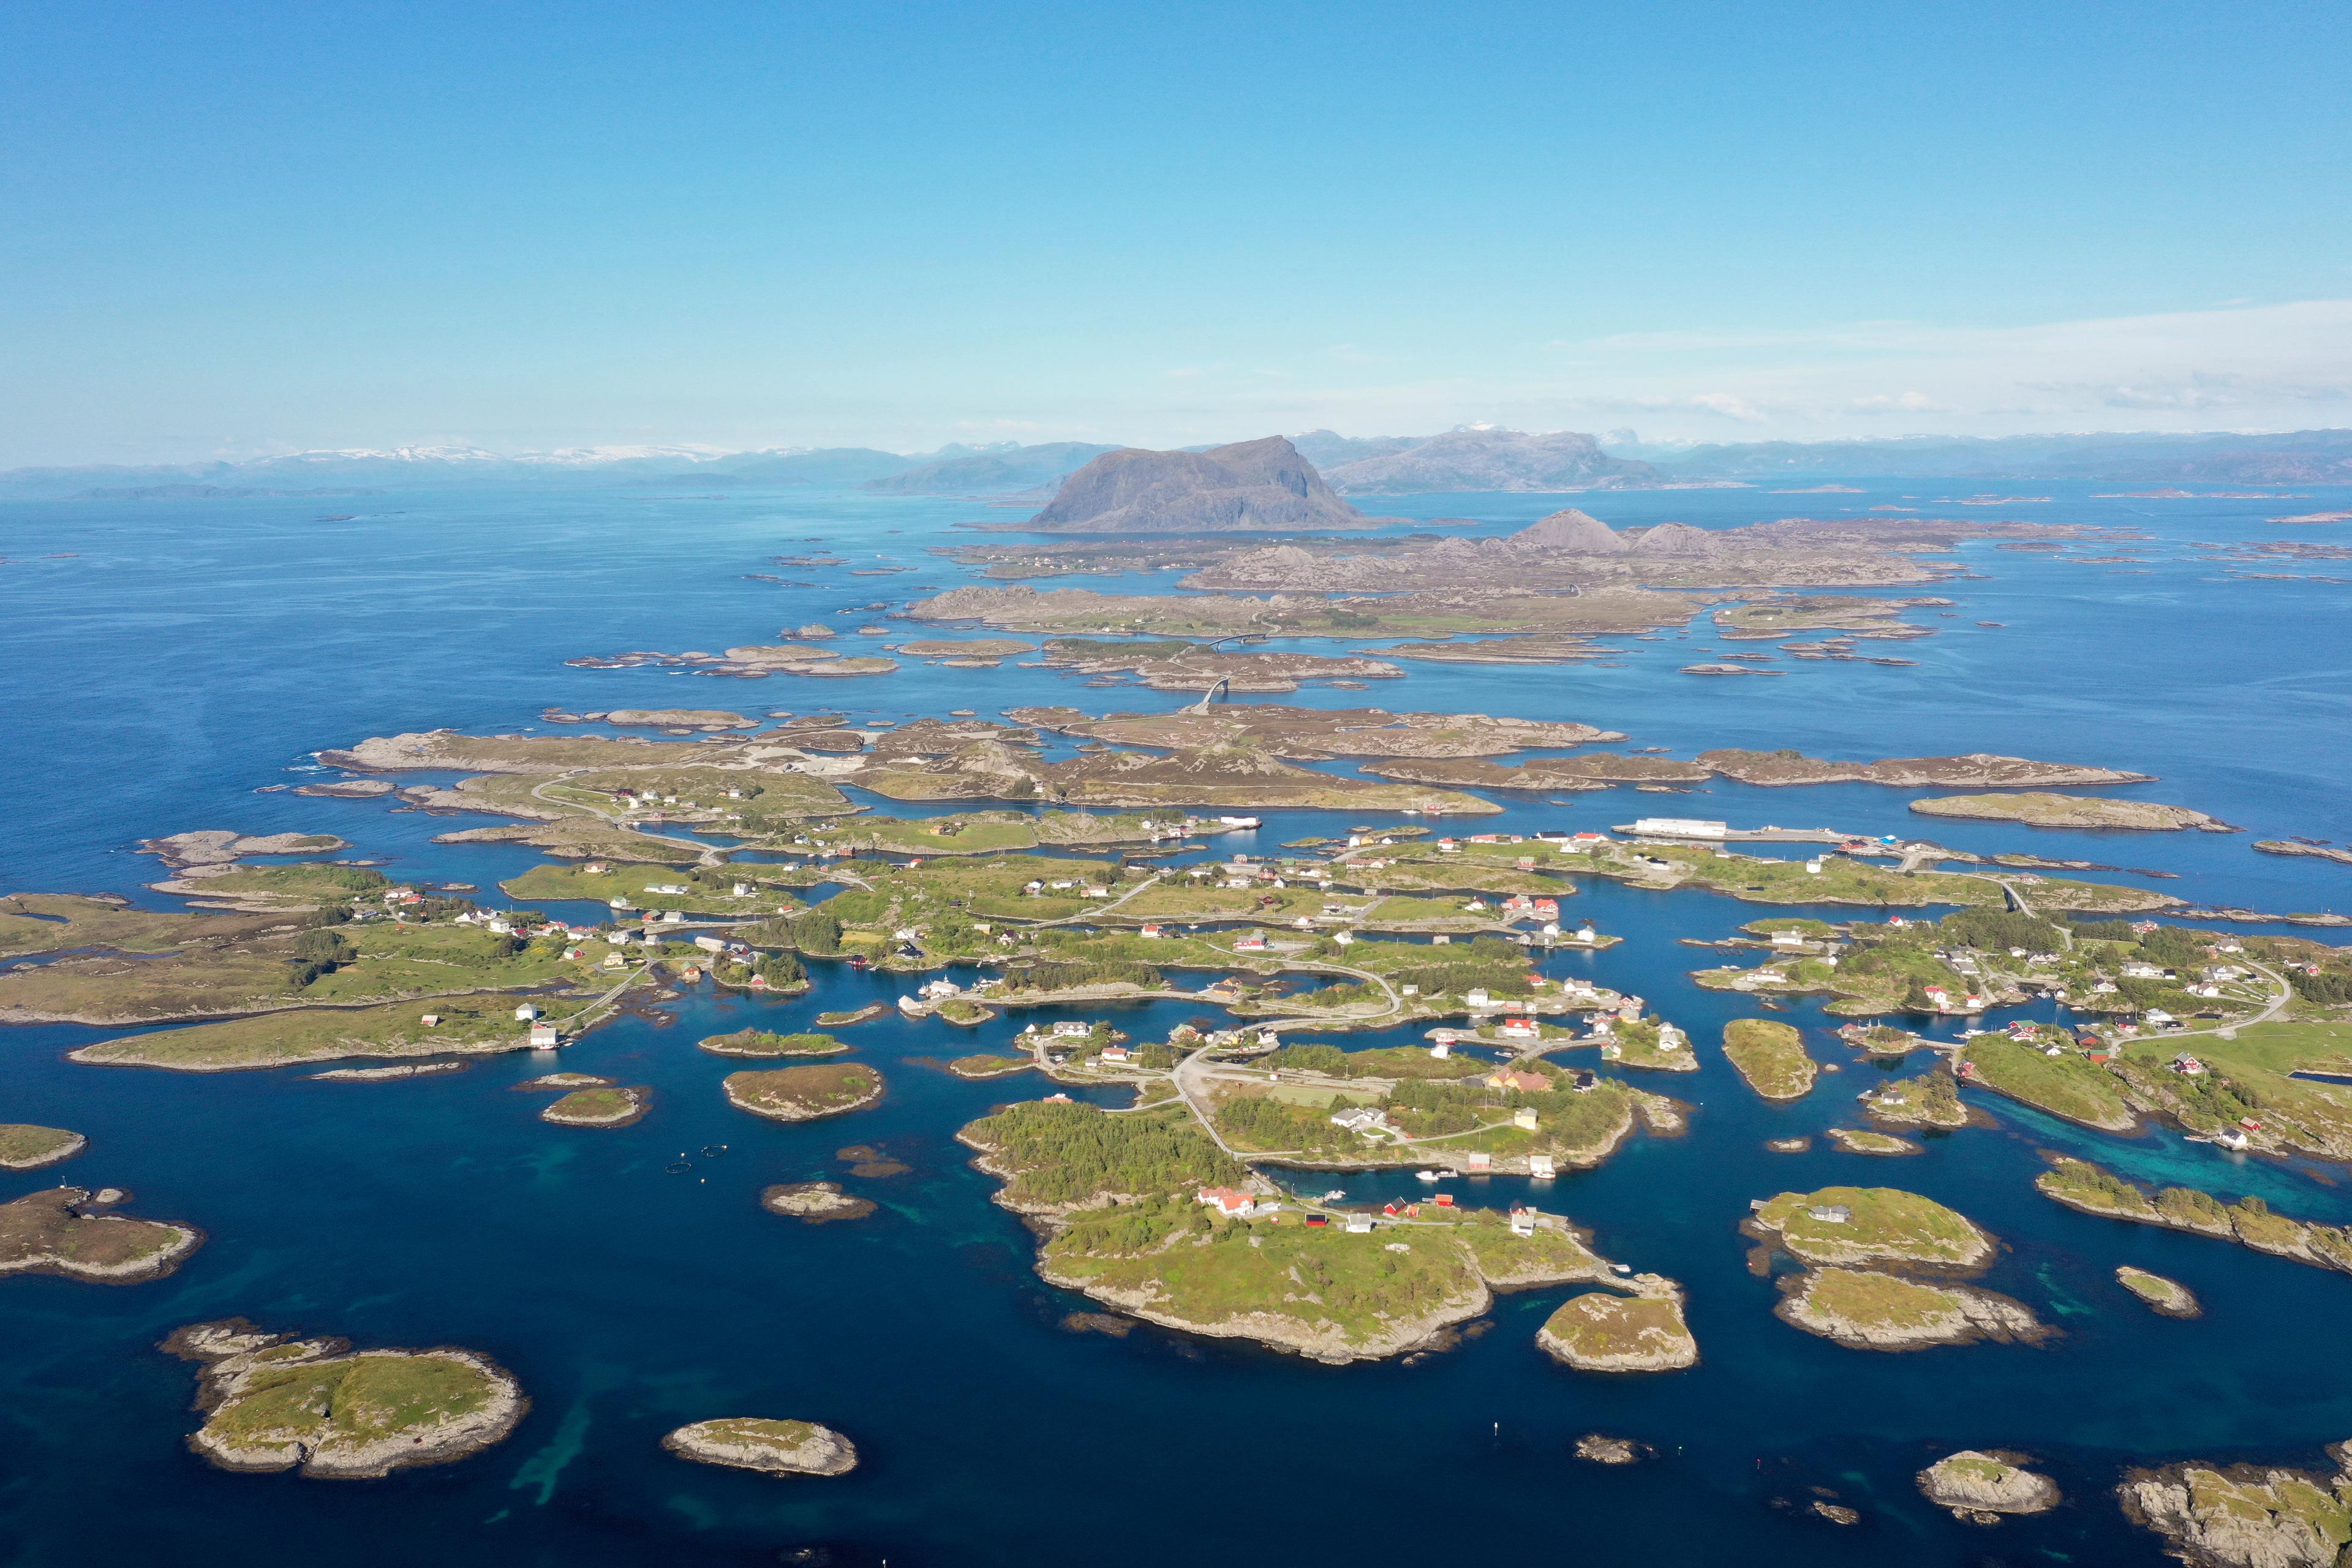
left=0, top=1188, right=203, bottom=1283
left=1860, top=1070, right=1970, bottom=1128
left=958, top=1099, right=1642, bottom=1362
left=1826, top=1127, right=1923, bottom=1156
left=1722, top=1019, right=1817, bottom=1100
left=70, top=998, right=570, bottom=1072
left=1909, top=792, right=2237, bottom=832
left=1748, top=1186, right=1994, bottom=1268
left=164, top=1318, right=526, bottom=1479
left=2036, top=1157, right=2352, bottom=1276
left=1536, top=1288, right=1698, bottom=1373
left=1774, top=1266, right=2049, bottom=1351
left=724, top=1063, right=884, bottom=1123
left=0, top=1124, right=86, bottom=1170
left=946, top=1054, right=1033, bottom=1079
left=697, top=1029, right=848, bottom=1058
left=540, top=1086, right=647, bottom=1126
left=2, top=886, right=603, bottom=1026
left=1956, top=1036, right=2138, bottom=1131
left=2116, top=1265, right=2201, bottom=1317
left=663, top=1418, right=858, bottom=1476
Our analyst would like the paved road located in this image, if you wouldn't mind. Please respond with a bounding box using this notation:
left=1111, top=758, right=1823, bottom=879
left=530, top=774, right=728, bottom=864
left=2151, top=960, right=2294, bottom=1044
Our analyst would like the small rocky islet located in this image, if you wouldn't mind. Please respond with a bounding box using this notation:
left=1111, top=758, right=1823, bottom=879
left=697, top=1028, right=848, bottom=1058
left=1916, top=1450, right=2061, bottom=1521
left=662, top=1417, right=858, bottom=1476
left=761, top=1182, right=876, bottom=1223
left=539, top=1085, right=649, bottom=1126
left=2116, top=1265, right=2203, bottom=1317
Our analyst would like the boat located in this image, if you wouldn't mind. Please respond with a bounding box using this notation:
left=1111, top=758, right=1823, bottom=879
left=1216, top=815, right=1261, bottom=829
left=1414, top=1169, right=1440, bottom=1182
left=1320, top=1188, right=1347, bottom=1202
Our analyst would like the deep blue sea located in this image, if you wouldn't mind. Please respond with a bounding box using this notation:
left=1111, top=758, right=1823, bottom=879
left=2, top=480, right=2348, bottom=1566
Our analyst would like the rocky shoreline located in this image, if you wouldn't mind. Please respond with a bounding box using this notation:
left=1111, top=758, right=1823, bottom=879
left=2119, top=1442, right=2352, bottom=1568
left=309, top=1061, right=468, bottom=1082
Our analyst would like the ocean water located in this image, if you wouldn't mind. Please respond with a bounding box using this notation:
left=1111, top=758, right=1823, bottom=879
left=1, top=480, right=2349, bottom=1566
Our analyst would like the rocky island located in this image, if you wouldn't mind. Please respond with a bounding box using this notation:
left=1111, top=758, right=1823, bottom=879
left=1910, top=792, right=2239, bottom=832
left=698, top=1028, right=848, bottom=1058
left=1, top=1187, right=203, bottom=1283
left=761, top=1182, right=876, bottom=1223
left=1747, top=1186, right=2046, bottom=1350
left=662, top=1417, right=859, bottom=1476
left=725, top=1063, right=885, bottom=1122
left=539, top=1085, right=649, bottom=1126
left=2116, top=1265, right=2202, bottom=1317
left=164, top=1318, right=526, bottom=1477
left=1747, top=1186, right=1995, bottom=1270
left=1722, top=1019, right=1817, bottom=1101
left=2037, top=1158, right=2352, bottom=1276
left=1536, top=1285, right=1698, bottom=1373
left=1824, top=1127, right=1922, bottom=1156
left=1774, top=1267, right=2050, bottom=1351
left=1916, top=1450, right=2061, bottom=1521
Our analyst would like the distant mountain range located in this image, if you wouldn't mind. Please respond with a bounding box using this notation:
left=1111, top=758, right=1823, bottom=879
left=861, top=442, right=1117, bottom=495
left=1306, top=426, right=1662, bottom=494
left=7, top=426, right=2346, bottom=502
left=1642, top=429, right=2352, bottom=484
left=0, top=440, right=1115, bottom=501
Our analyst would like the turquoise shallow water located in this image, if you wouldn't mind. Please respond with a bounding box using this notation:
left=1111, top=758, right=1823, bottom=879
left=1, top=481, right=2349, bottom=1565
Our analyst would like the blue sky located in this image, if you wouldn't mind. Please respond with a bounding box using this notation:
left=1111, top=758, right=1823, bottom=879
left=4, top=1, right=2349, bottom=464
